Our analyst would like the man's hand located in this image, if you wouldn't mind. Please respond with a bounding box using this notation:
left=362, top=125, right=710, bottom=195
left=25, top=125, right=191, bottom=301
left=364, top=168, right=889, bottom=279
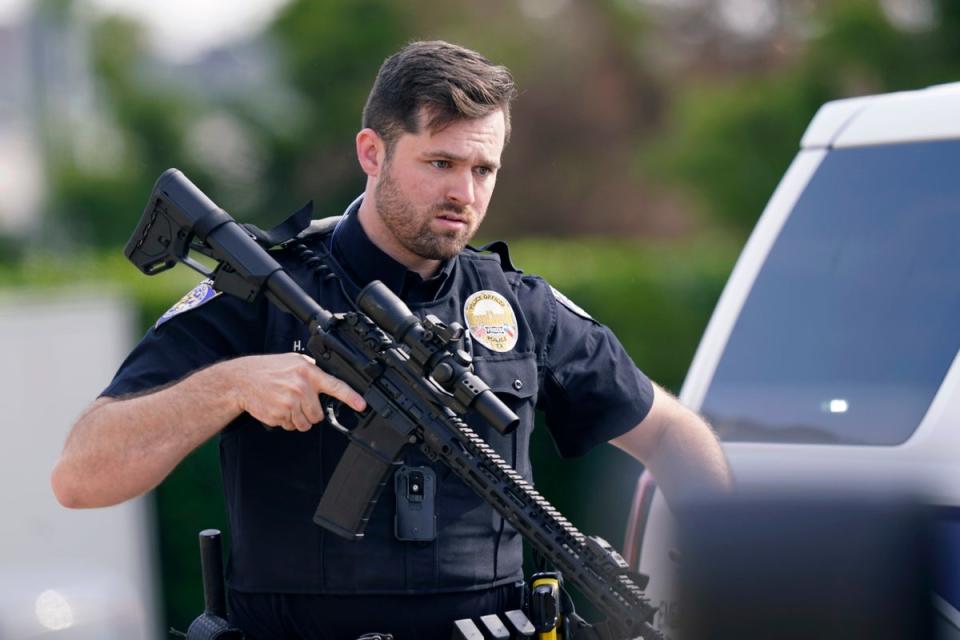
left=52, top=353, right=366, bottom=508
left=223, top=353, right=367, bottom=432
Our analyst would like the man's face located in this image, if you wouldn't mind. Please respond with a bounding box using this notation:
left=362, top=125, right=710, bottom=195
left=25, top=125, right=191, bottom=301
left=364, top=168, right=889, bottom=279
left=374, top=109, right=505, bottom=261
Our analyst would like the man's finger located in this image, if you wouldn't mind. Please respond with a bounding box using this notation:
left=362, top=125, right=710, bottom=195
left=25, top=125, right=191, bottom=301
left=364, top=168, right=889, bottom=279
left=308, top=368, right=367, bottom=413
left=290, top=407, right=313, bottom=432
left=301, top=397, right=325, bottom=424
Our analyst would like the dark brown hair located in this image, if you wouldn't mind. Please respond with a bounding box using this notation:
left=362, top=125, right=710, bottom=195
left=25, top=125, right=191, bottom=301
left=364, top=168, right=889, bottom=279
left=362, top=40, right=518, bottom=150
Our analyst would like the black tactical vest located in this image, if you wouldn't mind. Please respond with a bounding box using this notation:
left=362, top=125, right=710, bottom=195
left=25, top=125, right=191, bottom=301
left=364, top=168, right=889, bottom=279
left=221, top=218, right=539, bottom=595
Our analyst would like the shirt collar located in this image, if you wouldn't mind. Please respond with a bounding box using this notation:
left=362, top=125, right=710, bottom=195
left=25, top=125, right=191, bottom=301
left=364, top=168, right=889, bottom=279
left=331, top=196, right=455, bottom=301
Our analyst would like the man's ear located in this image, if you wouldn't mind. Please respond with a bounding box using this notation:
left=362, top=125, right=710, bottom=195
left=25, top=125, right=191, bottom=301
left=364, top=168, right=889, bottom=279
left=356, top=128, right=386, bottom=177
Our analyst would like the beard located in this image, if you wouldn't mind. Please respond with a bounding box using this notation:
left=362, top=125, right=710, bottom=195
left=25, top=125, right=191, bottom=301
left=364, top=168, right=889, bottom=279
left=374, top=163, right=480, bottom=261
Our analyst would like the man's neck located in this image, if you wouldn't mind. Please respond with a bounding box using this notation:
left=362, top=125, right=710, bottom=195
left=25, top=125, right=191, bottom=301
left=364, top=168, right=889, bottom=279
left=356, top=196, right=442, bottom=280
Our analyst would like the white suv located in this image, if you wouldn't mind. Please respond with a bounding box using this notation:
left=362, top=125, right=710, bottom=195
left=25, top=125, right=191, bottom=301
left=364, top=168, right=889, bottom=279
left=624, top=82, right=960, bottom=635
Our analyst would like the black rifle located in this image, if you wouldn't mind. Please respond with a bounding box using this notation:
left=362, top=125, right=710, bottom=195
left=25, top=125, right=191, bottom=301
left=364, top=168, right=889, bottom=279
left=127, top=169, right=664, bottom=640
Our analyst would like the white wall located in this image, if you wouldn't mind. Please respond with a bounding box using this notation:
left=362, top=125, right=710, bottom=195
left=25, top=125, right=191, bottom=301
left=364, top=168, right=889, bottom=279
left=0, top=291, right=159, bottom=639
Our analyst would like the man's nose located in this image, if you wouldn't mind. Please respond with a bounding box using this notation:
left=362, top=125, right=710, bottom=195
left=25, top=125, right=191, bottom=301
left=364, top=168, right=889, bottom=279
left=445, top=169, right=475, bottom=206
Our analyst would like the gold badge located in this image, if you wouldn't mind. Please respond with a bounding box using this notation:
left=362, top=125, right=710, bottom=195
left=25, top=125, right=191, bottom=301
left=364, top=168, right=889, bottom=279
left=463, top=290, right=519, bottom=353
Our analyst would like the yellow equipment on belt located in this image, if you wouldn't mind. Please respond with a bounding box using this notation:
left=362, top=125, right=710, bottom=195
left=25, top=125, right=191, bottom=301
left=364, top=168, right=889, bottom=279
left=530, top=572, right=562, bottom=639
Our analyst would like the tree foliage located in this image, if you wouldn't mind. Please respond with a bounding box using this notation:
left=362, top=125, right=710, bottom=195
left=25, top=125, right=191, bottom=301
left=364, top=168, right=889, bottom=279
left=260, top=0, right=410, bottom=217
left=646, top=0, right=960, bottom=236
left=40, top=12, right=181, bottom=247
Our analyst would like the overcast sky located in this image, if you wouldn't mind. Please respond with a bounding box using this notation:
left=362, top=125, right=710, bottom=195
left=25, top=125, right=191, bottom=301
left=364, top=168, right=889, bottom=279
left=0, top=0, right=292, bottom=61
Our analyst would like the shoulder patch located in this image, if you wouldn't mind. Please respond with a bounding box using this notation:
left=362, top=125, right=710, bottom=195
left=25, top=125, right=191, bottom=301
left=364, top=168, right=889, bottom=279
left=550, top=286, right=594, bottom=321
left=156, top=280, right=221, bottom=328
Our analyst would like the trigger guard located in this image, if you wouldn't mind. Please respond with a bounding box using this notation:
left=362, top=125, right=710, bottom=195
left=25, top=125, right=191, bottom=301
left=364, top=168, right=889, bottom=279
left=322, top=398, right=349, bottom=434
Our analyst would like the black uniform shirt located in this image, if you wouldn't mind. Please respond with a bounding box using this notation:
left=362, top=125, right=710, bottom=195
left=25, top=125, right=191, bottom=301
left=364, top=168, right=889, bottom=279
left=102, top=198, right=654, bottom=594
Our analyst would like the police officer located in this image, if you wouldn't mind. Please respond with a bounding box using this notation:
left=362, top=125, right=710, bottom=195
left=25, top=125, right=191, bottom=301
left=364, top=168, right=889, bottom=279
left=52, top=41, right=731, bottom=639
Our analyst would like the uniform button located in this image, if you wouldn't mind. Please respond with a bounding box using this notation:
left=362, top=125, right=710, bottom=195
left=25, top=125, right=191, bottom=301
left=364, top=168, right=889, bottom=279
left=513, top=379, right=524, bottom=391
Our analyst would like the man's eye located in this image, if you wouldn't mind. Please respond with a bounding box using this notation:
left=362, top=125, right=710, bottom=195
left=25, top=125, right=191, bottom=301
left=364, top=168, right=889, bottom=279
left=474, top=166, right=493, bottom=177
left=431, top=160, right=451, bottom=169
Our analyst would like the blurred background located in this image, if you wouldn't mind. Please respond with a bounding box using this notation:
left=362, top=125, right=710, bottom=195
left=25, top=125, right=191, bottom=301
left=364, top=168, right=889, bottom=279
left=1, top=0, right=958, bottom=635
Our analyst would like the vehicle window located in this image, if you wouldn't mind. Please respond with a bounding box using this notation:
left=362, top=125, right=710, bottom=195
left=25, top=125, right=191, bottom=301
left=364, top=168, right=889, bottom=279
left=702, top=139, right=960, bottom=445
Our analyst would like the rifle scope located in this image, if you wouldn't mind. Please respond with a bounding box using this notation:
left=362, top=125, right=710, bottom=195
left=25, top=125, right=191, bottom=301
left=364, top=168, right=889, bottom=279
left=358, top=281, right=519, bottom=436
